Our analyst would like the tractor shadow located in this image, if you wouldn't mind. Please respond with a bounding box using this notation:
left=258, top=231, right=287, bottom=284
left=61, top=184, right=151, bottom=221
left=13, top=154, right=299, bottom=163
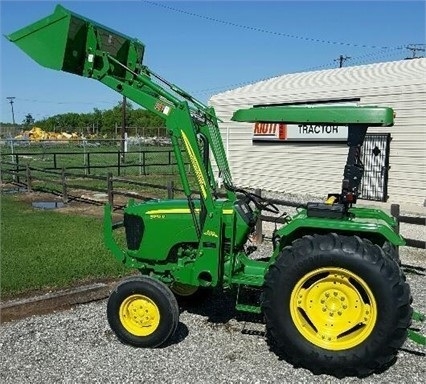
left=401, top=263, right=426, bottom=276
left=178, top=288, right=238, bottom=323
left=169, top=288, right=266, bottom=344
left=163, top=321, right=190, bottom=347
left=181, top=288, right=264, bottom=323
left=161, top=289, right=242, bottom=348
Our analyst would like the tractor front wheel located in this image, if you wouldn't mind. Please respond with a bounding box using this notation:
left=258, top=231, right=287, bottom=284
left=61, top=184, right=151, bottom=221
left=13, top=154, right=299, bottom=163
left=107, top=276, right=179, bottom=348
left=262, top=233, right=412, bottom=378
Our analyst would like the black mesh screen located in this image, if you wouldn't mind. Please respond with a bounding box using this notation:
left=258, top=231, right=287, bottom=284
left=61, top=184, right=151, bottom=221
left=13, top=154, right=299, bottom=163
left=124, top=214, right=144, bottom=250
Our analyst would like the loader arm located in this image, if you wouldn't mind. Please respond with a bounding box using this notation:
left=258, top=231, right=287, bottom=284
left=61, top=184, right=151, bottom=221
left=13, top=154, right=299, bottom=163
left=7, top=4, right=235, bottom=219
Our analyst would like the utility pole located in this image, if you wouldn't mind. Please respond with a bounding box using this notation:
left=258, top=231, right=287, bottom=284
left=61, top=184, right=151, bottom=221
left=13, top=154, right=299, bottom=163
left=405, top=44, right=425, bottom=59
left=335, top=55, right=351, bottom=68
left=121, top=96, right=127, bottom=163
left=6, top=97, right=16, bottom=165
left=6, top=96, right=16, bottom=125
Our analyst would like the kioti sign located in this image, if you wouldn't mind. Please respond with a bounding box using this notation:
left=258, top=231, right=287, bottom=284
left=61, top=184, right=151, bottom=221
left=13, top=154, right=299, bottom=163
left=253, top=122, right=348, bottom=142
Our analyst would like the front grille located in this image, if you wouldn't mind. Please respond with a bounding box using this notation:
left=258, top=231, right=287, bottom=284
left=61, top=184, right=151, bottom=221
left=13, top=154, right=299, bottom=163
left=124, top=214, right=144, bottom=250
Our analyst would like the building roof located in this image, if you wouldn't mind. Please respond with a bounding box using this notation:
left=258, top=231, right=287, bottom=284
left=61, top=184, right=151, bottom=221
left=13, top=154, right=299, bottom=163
left=210, top=58, right=426, bottom=104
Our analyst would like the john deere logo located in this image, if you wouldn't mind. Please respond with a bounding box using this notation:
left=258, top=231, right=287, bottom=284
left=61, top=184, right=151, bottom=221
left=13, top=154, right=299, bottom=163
left=203, top=230, right=218, bottom=238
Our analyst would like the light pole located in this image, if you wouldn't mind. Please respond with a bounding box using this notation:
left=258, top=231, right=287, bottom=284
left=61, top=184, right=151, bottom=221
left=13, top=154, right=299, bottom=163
left=6, top=96, right=16, bottom=125
left=121, top=95, right=127, bottom=163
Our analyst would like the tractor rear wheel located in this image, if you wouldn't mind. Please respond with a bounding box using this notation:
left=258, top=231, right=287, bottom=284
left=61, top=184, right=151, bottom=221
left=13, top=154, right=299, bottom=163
left=261, top=233, right=412, bottom=378
left=107, top=276, right=179, bottom=348
left=382, top=240, right=401, bottom=265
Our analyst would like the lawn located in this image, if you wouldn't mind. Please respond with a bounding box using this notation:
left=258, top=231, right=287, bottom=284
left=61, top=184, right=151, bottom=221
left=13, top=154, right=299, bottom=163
left=0, top=194, right=130, bottom=298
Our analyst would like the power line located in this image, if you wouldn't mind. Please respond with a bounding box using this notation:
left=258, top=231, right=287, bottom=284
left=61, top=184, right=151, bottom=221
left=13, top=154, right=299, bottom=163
left=349, top=49, right=405, bottom=66
left=13, top=98, right=114, bottom=105
left=405, top=44, right=425, bottom=59
left=143, top=1, right=402, bottom=50
left=192, top=47, right=408, bottom=96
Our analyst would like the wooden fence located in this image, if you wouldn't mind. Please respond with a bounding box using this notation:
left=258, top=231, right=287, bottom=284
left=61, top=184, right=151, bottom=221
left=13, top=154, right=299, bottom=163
left=390, top=204, right=426, bottom=249
left=1, top=163, right=183, bottom=209
left=1, top=148, right=182, bottom=177
left=1, top=163, right=425, bottom=250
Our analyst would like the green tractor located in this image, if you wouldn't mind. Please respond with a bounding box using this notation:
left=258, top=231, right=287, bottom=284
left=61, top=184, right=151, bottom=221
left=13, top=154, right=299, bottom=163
left=7, top=5, right=423, bottom=378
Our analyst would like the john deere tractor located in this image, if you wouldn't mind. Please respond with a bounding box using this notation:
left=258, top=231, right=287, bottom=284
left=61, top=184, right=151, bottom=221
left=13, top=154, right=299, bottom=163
left=8, top=4, right=424, bottom=378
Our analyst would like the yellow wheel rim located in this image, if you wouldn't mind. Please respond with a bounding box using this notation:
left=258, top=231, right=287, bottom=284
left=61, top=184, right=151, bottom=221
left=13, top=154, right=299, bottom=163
left=170, top=283, right=199, bottom=297
left=290, top=267, right=377, bottom=351
left=119, top=294, right=160, bottom=336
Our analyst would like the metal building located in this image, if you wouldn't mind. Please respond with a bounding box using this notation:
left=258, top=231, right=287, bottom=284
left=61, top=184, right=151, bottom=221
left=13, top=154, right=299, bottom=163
left=209, top=58, right=426, bottom=210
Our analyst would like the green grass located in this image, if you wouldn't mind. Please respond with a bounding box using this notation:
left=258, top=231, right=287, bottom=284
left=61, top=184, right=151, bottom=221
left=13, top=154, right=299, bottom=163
left=0, top=195, right=131, bottom=297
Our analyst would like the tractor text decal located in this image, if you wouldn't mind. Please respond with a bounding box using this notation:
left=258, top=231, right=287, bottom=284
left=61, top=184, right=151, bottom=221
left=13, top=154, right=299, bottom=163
left=253, top=122, right=347, bottom=142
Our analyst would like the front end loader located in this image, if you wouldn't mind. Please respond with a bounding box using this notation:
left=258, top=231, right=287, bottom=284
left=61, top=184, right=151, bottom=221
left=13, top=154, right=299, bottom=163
left=7, top=4, right=424, bottom=378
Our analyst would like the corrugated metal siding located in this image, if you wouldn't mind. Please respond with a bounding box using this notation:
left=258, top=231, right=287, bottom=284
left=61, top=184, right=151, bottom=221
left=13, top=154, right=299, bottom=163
left=209, top=59, right=426, bottom=206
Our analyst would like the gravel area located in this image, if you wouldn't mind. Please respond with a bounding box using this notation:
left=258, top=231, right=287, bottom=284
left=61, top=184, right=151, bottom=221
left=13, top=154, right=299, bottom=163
left=1, top=193, right=424, bottom=383
left=1, top=246, right=424, bottom=384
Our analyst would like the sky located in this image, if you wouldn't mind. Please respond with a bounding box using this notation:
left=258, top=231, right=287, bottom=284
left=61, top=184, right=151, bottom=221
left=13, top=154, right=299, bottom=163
left=1, top=0, right=425, bottom=124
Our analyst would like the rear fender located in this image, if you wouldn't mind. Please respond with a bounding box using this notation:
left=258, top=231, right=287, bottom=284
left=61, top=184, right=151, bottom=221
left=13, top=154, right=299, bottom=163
left=272, top=209, right=405, bottom=258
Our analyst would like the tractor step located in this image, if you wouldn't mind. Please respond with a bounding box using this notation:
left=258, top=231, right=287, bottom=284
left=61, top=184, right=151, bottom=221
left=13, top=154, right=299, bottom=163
left=235, top=303, right=262, bottom=314
left=230, top=273, right=264, bottom=286
left=408, top=311, right=426, bottom=345
left=235, top=285, right=262, bottom=314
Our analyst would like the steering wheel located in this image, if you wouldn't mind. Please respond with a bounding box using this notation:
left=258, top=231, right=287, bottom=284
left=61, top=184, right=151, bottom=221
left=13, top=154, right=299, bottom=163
left=237, top=189, right=280, bottom=214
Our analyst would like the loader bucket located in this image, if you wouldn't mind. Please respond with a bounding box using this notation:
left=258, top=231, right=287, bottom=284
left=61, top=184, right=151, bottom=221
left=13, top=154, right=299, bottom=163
left=6, top=4, right=145, bottom=77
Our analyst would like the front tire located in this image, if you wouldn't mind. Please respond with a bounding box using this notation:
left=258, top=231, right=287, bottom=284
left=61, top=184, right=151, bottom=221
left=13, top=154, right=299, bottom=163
left=262, top=233, right=412, bottom=378
left=107, top=276, right=179, bottom=348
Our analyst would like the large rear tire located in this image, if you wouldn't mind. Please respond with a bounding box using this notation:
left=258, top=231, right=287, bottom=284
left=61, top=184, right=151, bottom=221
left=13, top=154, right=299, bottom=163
left=107, top=276, right=179, bottom=348
left=382, top=240, right=401, bottom=266
left=262, top=233, right=412, bottom=378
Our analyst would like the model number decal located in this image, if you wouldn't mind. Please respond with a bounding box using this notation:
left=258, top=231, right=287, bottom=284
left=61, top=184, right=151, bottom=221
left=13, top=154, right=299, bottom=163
left=150, top=214, right=165, bottom=219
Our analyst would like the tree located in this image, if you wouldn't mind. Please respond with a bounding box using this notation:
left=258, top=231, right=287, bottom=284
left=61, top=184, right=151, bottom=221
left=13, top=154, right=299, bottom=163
left=31, top=101, right=165, bottom=135
left=23, top=113, right=35, bottom=127
left=130, top=108, right=165, bottom=128
left=92, top=107, right=103, bottom=134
